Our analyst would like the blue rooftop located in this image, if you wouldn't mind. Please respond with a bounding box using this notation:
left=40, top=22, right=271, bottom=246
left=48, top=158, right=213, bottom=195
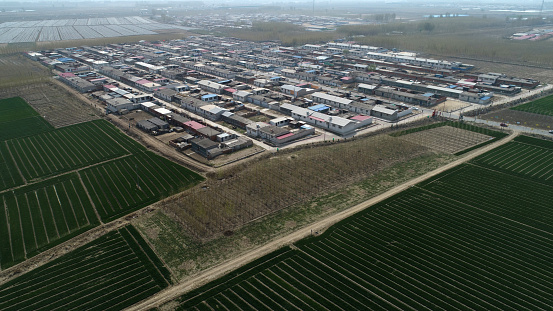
left=201, top=94, right=218, bottom=99
left=422, top=93, right=435, bottom=97
left=480, top=96, right=491, bottom=100
left=57, top=58, right=75, bottom=63
left=308, top=104, right=330, bottom=112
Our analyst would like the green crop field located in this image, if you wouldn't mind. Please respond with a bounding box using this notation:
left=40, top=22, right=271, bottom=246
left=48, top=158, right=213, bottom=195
left=0, top=173, right=98, bottom=269
left=5, top=120, right=130, bottom=182
left=470, top=135, right=553, bottom=185
left=0, top=100, right=204, bottom=270
left=0, top=225, right=172, bottom=311
left=0, top=97, right=39, bottom=123
left=163, top=135, right=553, bottom=310
left=0, top=97, right=54, bottom=141
left=0, top=142, right=24, bottom=191
left=511, top=94, right=553, bottom=116
left=80, top=151, right=204, bottom=223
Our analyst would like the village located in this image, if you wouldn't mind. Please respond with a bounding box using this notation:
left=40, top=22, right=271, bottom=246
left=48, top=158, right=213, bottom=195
left=25, top=35, right=540, bottom=161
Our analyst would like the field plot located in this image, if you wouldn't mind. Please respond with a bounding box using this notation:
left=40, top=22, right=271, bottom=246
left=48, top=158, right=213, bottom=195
left=391, top=121, right=508, bottom=155
left=511, top=93, right=553, bottom=116
left=0, top=116, right=202, bottom=269
left=0, top=225, right=171, bottom=311
left=398, top=125, right=493, bottom=154
left=0, top=97, right=54, bottom=141
left=480, top=108, right=553, bottom=131
left=169, top=188, right=553, bottom=311
left=471, top=135, right=553, bottom=184
left=163, top=135, right=553, bottom=311
left=0, top=143, right=24, bottom=192
left=15, top=82, right=101, bottom=128
left=419, top=164, right=553, bottom=231
left=80, top=151, right=203, bottom=223
left=0, top=173, right=98, bottom=269
left=0, top=16, right=190, bottom=43
left=0, top=97, right=38, bottom=123
left=5, top=120, right=130, bottom=181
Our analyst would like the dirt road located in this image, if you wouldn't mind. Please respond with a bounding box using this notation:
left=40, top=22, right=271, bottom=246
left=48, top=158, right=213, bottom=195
left=125, top=131, right=519, bottom=311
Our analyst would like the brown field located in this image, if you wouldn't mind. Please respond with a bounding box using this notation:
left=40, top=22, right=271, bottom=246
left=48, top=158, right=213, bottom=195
left=400, top=125, right=493, bottom=154
left=479, top=108, right=553, bottom=130
left=445, top=56, right=553, bottom=84
left=0, top=82, right=100, bottom=128
left=0, top=55, right=100, bottom=128
left=0, top=54, right=51, bottom=88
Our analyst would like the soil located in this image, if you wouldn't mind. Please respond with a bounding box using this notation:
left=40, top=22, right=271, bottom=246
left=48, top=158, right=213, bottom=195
left=479, top=109, right=553, bottom=131
left=0, top=81, right=100, bottom=128
left=434, top=99, right=472, bottom=113
left=400, top=126, right=493, bottom=154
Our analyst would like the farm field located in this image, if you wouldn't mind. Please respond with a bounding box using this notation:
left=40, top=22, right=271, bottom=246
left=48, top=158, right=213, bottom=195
left=0, top=173, right=98, bottom=269
left=5, top=120, right=130, bottom=182
left=0, top=97, right=54, bottom=141
left=470, top=135, right=553, bottom=185
left=0, top=225, right=172, bottom=311
left=511, top=93, right=553, bottom=116
left=0, top=96, right=39, bottom=123
left=19, top=81, right=101, bottom=128
left=159, top=135, right=553, bottom=310
left=391, top=121, right=508, bottom=155
left=0, top=101, right=204, bottom=270
left=81, top=150, right=204, bottom=223
left=398, top=125, right=492, bottom=154
left=479, top=108, right=553, bottom=131
left=0, top=16, right=190, bottom=43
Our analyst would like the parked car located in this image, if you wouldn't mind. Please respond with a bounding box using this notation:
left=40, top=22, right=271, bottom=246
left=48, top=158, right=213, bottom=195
left=500, top=123, right=508, bottom=127
left=549, top=130, right=553, bottom=134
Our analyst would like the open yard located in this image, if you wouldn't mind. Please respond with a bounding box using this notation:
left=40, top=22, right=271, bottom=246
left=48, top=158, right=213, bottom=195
left=159, top=135, right=553, bottom=311
left=0, top=225, right=172, bottom=311
left=433, top=99, right=472, bottom=113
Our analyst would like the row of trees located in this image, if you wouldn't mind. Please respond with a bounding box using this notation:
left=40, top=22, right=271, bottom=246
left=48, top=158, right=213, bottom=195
left=162, top=134, right=432, bottom=240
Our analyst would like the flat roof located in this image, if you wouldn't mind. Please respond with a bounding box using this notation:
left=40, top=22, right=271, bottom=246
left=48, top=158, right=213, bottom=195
left=154, top=108, right=172, bottom=115
left=308, top=104, right=330, bottom=112
left=184, top=121, right=206, bottom=130
left=350, top=115, right=372, bottom=121
left=277, top=132, right=295, bottom=140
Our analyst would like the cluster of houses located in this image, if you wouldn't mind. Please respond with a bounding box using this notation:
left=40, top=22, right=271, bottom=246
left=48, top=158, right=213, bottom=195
left=26, top=35, right=541, bottom=152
